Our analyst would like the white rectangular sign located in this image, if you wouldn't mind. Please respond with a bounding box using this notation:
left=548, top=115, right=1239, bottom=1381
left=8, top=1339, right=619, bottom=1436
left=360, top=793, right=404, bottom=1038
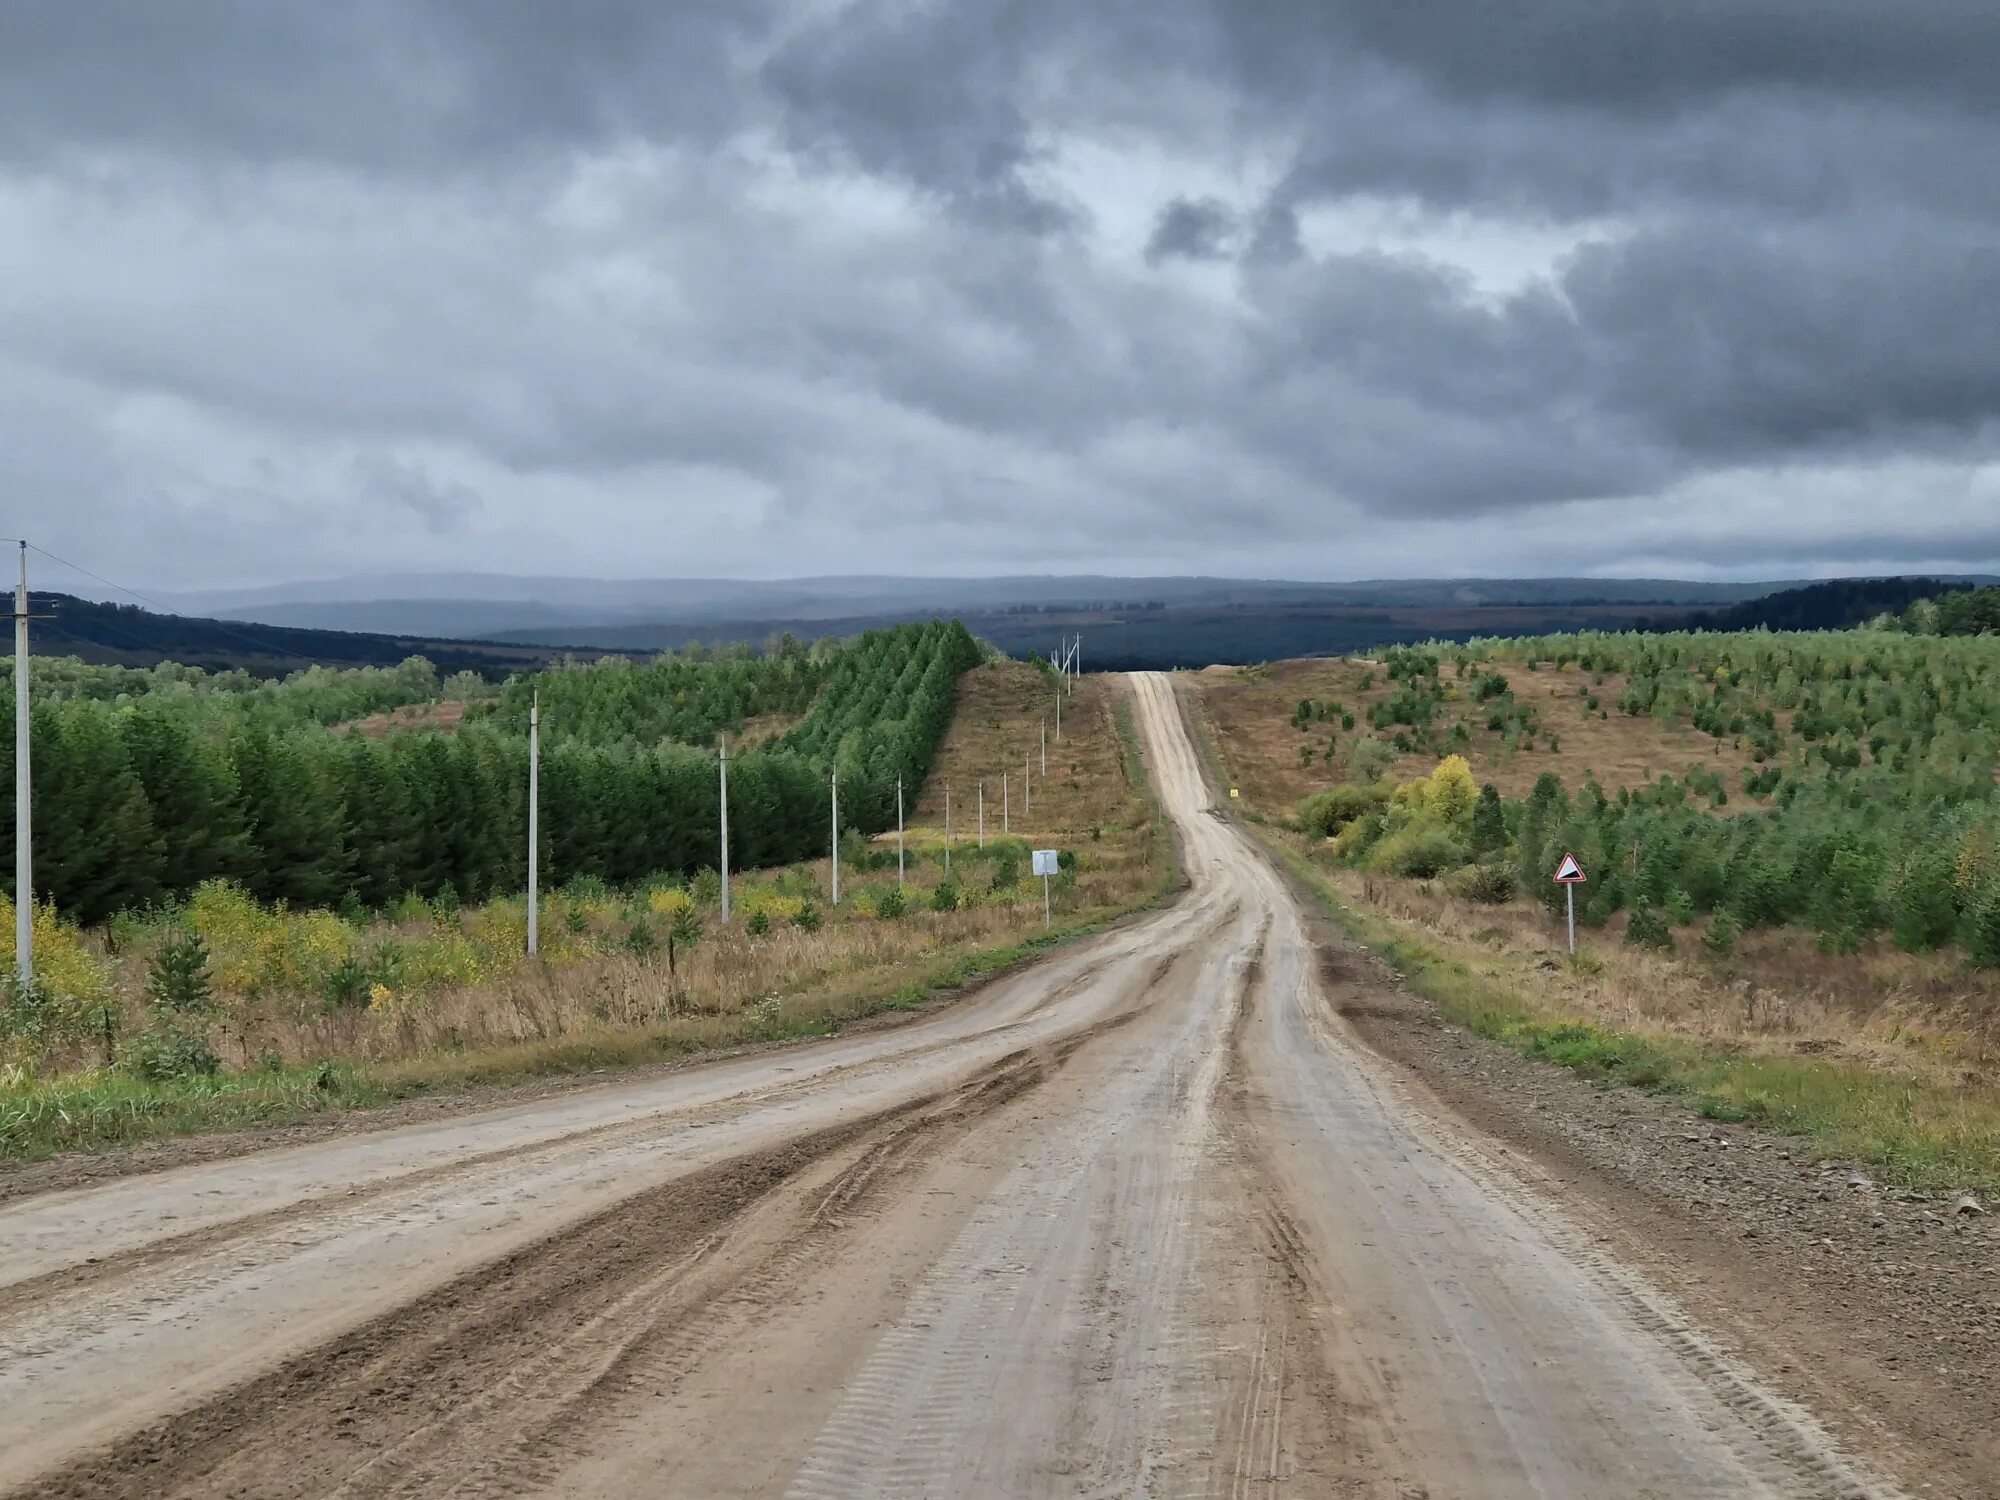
left=1032, top=849, right=1060, bottom=877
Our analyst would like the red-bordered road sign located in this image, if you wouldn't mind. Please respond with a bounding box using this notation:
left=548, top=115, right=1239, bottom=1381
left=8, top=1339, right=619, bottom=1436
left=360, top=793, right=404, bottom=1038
left=1552, top=852, right=1587, bottom=884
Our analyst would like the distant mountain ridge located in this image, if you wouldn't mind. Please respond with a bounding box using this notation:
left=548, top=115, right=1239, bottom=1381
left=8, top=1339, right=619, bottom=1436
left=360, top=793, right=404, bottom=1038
left=152, top=573, right=1803, bottom=640
left=22, top=593, right=625, bottom=678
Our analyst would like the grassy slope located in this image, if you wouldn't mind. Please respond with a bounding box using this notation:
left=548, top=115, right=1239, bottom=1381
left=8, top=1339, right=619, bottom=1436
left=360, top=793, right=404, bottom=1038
left=2, top=667, right=1177, bottom=1161
left=1179, top=670, right=2000, bottom=1193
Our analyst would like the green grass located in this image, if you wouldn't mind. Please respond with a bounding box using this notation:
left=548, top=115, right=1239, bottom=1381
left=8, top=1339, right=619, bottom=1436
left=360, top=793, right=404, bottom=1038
left=1270, top=838, right=2000, bottom=1193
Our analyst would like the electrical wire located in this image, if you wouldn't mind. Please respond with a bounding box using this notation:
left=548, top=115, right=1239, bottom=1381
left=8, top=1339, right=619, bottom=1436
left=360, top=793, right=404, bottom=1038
left=21, top=541, right=385, bottom=664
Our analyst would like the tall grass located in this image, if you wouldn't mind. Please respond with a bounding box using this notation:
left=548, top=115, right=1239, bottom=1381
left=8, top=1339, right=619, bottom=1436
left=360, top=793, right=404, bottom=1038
left=1275, top=841, right=2000, bottom=1192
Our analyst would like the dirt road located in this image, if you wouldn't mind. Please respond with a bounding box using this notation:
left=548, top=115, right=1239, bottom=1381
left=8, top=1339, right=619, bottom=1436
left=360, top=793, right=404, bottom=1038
left=0, top=674, right=1903, bottom=1498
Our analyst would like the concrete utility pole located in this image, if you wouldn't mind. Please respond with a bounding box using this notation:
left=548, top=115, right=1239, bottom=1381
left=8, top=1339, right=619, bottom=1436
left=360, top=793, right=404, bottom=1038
left=1040, top=718, right=1047, bottom=776
left=14, top=542, right=30, bottom=984
left=944, top=783, right=952, bottom=871
left=831, top=771, right=840, bottom=907
left=1024, top=753, right=1031, bottom=816
left=978, top=781, right=985, bottom=849
left=718, top=734, right=731, bottom=924
left=1002, top=772, right=1009, bottom=835
left=1055, top=686, right=1061, bottom=742
left=526, top=691, right=539, bottom=957
left=896, top=776, right=905, bottom=886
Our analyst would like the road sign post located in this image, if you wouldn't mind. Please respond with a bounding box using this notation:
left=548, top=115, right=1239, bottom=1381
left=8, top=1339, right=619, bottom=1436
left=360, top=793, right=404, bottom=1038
left=1032, top=849, right=1059, bottom=929
left=1552, top=852, right=1587, bottom=955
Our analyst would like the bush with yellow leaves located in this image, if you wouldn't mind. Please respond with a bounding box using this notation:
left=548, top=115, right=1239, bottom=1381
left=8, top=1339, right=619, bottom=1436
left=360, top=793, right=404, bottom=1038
left=0, top=895, right=117, bottom=1057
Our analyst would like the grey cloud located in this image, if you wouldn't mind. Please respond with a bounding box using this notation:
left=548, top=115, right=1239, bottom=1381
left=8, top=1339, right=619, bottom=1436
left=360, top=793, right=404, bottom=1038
left=1, top=0, right=1998, bottom=588
left=351, top=454, right=482, bottom=534
left=1144, top=197, right=1236, bottom=264
left=0, top=0, right=778, bottom=170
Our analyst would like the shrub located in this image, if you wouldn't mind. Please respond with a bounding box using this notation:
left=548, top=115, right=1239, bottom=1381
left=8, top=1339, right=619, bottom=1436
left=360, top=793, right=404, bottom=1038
left=322, top=955, right=372, bottom=1010
left=1469, top=784, right=1506, bottom=857
left=1625, top=900, right=1675, bottom=952
left=1444, top=863, right=1516, bottom=904
left=1890, top=852, right=1958, bottom=954
left=793, top=901, right=823, bottom=933
left=1342, top=735, right=1396, bottom=784
left=126, top=1024, right=221, bottom=1082
left=1298, top=782, right=1390, bottom=837
left=930, top=881, right=961, bottom=913
left=745, top=908, right=772, bottom=937
left=874, top=887, right=908, bottom=920
left=1965, top=885, right=2000, bottom=970
left=1369, top=824, right=1468, bottom=880
left=1702, top=911, right=1742, bottom=957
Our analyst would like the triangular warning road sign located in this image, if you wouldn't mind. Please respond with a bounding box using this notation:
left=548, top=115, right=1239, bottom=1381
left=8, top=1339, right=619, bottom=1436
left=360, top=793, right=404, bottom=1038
left=1553, top=852, right=1587, bottom=883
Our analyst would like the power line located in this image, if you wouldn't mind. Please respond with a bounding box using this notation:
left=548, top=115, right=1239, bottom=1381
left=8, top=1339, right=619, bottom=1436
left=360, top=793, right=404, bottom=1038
left=20, top=541, right=416, bottom=668
left=23, top=542, right=180, bottom=617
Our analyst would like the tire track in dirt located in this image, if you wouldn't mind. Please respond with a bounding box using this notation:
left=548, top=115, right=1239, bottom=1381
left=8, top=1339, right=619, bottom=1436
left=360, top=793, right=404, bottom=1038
left=15, top=1040, right=1084, bottom=1500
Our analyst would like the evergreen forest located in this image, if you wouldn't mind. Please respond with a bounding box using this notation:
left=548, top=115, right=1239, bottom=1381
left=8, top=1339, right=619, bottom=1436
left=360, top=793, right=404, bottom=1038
left=2, top=620, right=982, bottom=924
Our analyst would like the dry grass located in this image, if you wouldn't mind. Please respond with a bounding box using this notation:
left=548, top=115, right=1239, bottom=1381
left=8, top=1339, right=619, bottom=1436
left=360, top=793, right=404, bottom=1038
left=342, top=701, right=471, bottom=737
left=1284, top=855, right=2000, bottom=1189
left=914, top=662, right=1150, bottom=859
left=1189, top=657, right=1761, bottom=809
left=1326, top=867, right=2000, bottom=1073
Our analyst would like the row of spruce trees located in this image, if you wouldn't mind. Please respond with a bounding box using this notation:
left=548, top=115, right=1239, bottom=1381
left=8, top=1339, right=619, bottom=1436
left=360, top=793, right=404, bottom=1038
left=2, top=620, right=982, bottom=925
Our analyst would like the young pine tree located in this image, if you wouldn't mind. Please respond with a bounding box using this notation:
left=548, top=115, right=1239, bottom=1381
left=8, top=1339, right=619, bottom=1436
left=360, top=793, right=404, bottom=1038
left=145, top=928, right=214, bottom=1014
left=1469, top=784, right=1506, bottom=859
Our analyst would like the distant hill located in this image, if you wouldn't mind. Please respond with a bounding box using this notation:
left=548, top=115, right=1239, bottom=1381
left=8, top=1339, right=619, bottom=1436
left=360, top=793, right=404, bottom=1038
left=156, top=573, right=1793, bottom=640
left=1672, top=577, right=2000, bottom=634
left=23, top=593, right=626, bottom=678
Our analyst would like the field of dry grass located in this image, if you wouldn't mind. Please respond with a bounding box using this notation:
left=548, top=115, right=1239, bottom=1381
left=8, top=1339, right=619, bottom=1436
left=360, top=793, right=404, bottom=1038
left=1190, top=656, right=1765, bottom=810
left=342, top=700, right=472, bottom=737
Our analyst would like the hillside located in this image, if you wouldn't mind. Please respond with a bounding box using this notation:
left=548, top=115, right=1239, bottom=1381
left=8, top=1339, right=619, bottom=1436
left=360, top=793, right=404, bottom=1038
left=26, top=592, right=614, bottom=677
left=1671, top=576, right=1999, bottom=634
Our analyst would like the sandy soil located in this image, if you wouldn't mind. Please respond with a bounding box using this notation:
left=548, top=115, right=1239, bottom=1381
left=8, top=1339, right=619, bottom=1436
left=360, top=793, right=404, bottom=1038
left=0, top=674, right=1914, bottom=1498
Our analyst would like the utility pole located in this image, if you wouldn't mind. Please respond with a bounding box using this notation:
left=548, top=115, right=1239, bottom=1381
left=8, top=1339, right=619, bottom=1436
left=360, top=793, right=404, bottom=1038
left=830, top=771, right=840, bottom=907
left=978, top=781, right=985, bottom=849
left=718, top=734, right=730, bottom=924
left=944, top=783, right=952, bottom=871
left=1055, top=686, right=1061, bottom=742
left=1002, top=772, right=1009, bottom=835
left=896, top=776, right=905, bottom=886
left=1024, top=753, right=1031, bottom=816
left=1040, top=718, right=1046, bottom=776
left=526, top=691, right=539, bottom=957
left=14, top=542, right=30, bottom=984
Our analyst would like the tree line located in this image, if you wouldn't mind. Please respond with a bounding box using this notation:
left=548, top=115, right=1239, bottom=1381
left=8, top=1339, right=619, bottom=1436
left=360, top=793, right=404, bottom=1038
left=3, top=620, right=983, bottom=925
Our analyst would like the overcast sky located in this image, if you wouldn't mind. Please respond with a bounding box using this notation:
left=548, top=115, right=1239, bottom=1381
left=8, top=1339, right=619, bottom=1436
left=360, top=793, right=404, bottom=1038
left=5, top=1, right=1999, bottom=591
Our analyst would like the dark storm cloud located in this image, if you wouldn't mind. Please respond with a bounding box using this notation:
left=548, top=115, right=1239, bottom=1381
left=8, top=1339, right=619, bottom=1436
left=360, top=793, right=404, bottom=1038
left=0, top=0, right=1996, bottom=585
